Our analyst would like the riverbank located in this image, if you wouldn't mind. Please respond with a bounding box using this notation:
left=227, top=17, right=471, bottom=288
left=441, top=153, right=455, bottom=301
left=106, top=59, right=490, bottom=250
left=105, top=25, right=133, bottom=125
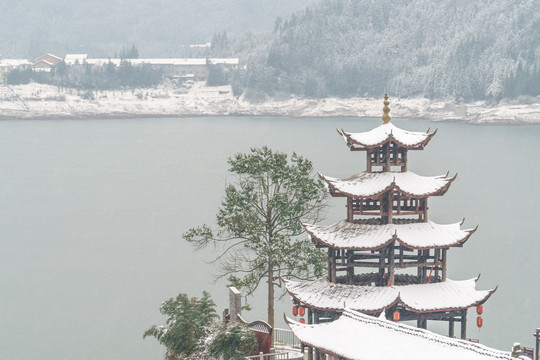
left=1, top=82, right=539, bottom=124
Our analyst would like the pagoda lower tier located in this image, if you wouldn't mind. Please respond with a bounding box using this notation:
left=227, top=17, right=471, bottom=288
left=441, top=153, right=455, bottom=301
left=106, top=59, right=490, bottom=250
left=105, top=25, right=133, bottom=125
left=284, top=277, right=496, bottom=339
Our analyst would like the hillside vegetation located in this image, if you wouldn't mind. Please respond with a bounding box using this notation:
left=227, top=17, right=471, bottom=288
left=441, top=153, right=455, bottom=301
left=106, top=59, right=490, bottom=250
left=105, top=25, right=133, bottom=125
left=232, top=0, right=540, bottom=101
left=0, top=0, right=310, bottom=59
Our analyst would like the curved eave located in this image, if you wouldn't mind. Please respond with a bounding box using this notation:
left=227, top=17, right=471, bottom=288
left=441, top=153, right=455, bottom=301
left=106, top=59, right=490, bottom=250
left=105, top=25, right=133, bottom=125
left=283, top=278, right=397, bottom=314
left=287, top=288, right=397, bottom=314
left=319, top=172, right=457, bottom=199
left=284, top=278, right=496, bottom=315
left=400, top=287, right=498, bottom=314
left=338, top=128, right=437, bottom=150
left=302, top=221, right=478, bottom=251
left=300, top=220, right=394, bottom=251
left=397, top=225, right=478, bottom=251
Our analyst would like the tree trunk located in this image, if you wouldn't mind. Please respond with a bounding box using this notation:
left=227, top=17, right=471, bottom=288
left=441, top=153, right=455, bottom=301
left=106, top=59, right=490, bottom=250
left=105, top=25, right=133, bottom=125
left=268, top=260, right=274, bottom=343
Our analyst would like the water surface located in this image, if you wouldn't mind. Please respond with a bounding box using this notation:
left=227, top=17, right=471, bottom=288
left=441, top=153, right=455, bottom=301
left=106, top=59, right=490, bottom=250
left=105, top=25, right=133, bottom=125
left=1, top=117, right=538, bottom=359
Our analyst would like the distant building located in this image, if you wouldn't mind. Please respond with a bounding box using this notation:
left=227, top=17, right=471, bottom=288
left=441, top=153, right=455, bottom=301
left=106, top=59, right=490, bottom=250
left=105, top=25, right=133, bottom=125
left=0, top=57, right=32, bottom=78
left=62, top=55, right=239, bottom=82
left=34, top=54, right=62, bottom=66
left=33, top=54, right=62, bottom=72
left=64, top=54, right=88, bottom=64
left=189, top=42, right=212, bottom=49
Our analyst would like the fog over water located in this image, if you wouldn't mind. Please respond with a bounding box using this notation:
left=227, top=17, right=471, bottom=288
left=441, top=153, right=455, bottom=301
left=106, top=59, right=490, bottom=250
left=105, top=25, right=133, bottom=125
left=1, top=117, right=538, bottom=360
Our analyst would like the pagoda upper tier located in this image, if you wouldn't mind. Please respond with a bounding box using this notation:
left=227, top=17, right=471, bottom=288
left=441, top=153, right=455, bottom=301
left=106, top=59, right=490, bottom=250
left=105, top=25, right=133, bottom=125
left=338, top=123, right=437, bottom=150
left=319, top=171, right=456, bottom=198
left=284, top=277, right=495, bottom=314
left=301, top=220, right=477, bottom=251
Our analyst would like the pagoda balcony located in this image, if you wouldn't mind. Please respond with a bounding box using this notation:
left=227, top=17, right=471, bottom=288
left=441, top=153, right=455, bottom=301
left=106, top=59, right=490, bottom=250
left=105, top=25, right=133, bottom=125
left=348, top=196, right=427, bottom=220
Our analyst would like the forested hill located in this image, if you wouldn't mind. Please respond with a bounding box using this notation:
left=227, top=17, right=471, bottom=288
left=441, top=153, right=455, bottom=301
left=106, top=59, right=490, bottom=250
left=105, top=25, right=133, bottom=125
left=235, top=0, right=540, bottom=101
left=0, top=0, right=310, bottom=59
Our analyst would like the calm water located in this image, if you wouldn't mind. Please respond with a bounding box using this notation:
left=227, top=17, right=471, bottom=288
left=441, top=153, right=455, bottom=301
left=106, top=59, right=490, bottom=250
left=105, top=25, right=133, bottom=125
left=1, top=117, right=539, bottom=360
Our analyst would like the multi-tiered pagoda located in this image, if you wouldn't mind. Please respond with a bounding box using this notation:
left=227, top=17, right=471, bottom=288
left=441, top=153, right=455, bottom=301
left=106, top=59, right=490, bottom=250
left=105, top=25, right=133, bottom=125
left=284, top=94, right=495, bottom=342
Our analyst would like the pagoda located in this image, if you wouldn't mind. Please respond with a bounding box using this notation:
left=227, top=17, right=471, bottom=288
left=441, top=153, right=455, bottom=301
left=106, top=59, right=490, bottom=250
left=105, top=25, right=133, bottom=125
left=284, top=94, right=496, bottom=343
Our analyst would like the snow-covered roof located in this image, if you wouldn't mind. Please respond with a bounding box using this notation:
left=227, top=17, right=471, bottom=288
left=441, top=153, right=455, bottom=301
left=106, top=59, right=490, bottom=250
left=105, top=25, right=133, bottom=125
left=131, top=58, right=208, bottom=65
left=319, top=171, right=455, bottom=198
left=287, top=309, right=517, bottom=360
left=302, top=220, right=476, bottom=250
left=60, top=58, right=238, bottom=67
left=338, top=123, right=436, bottom=149
left=208, top=58, right=239, bottom=65
left=0, top=59, right=32, bottom=67
left=284, top=278, right=495, bottom=313
left=64, top=54, right=88, bottom=64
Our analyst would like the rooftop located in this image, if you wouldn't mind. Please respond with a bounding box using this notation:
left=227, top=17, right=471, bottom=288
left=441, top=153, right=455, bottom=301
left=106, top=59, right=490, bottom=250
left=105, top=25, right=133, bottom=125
left=338, top=122, right=436, bottom=149
left=284, top=277, right=496, bottom=313
left=302, top=219, right=476, bottom=250
left=319, top=171, right=456, bottom=198
left=287, top=308, right=521, bottom=360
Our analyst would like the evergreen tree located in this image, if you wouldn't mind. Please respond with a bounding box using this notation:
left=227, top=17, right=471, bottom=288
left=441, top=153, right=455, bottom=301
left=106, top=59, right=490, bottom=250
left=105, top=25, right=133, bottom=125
left=184, top=147, right=328, bottom=331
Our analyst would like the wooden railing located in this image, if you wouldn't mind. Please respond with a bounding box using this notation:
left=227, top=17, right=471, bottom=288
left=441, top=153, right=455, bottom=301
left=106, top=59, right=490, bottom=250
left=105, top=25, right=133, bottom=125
left=273, top=327, right=301, bottom=349
left=245, top=352, right=291, bottom=360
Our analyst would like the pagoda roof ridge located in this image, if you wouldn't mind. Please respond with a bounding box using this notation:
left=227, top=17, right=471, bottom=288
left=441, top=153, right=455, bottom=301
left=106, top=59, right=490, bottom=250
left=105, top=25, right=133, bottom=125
left=285, top=307, right=515, bottom=360
left=319, top=170, right=456, bottom=198
left=300, top=219, right=477, bottom=250
left=283, top=277, right=496, bottom=314
left=337, top=123, right=437, bottom=150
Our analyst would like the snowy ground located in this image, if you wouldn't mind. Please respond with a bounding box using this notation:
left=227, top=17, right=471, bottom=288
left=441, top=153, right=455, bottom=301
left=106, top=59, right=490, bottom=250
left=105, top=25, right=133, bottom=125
left=1, top=81, right=539, bottom=124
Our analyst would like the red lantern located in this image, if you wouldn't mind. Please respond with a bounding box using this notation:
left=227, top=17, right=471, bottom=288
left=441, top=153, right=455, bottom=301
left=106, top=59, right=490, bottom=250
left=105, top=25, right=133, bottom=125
left=299, top=306, right=306, bottom=317
left=477, top=317, right=483, bottom=328
left=476, top=304, right=483, bottom=315
left=299, top=318, right=306, bottom=324
left=393, top=311, right=400, bottom=322
left=292, top=306, right=299, bottom=316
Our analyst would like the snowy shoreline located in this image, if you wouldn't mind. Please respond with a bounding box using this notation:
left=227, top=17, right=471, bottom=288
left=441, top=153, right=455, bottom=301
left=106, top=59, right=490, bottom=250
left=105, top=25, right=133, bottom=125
left=1, top=82, right=539, bottom=124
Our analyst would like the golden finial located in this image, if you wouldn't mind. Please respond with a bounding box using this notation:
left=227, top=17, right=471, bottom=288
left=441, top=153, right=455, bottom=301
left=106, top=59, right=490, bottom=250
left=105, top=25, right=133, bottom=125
left=382, top=92, right=391, bottom=124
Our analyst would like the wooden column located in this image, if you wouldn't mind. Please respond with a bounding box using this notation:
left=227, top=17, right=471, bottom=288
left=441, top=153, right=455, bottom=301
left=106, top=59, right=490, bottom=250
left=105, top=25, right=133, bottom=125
left=449, top=318, right=455, bottom=338
left=388, top=242, right=395, bottom=286
left=328, top=248, right=337, bottom=283
left=385, top=142, right=390, bottom=171
left=347, top=197, right=353, bottom=221
left=461, top=312, right=467, bottom=339
left=434, top=248, right=440, bottom=280
left=417, top=250, right=423, bottom=283
left=388, top=190, right=393, bottom=224
left=366, top=150, right=372, bottom=172
left=402, top=149, right=407, bottom=172
left=442, top=249, right=447, bottom=281
left=379, top=249, right=385, bottom=286
left=346, top=250, right=354, bottom=285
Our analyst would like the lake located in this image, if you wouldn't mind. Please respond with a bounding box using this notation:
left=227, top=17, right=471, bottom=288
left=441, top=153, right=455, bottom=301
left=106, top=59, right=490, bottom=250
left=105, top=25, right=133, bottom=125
left=1, top=116, right=539, bottom=360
